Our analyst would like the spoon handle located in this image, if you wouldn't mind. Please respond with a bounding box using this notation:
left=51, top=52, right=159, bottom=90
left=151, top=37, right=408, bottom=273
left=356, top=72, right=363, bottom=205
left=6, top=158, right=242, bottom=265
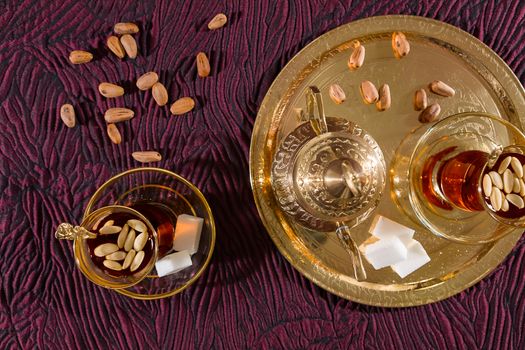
left=335, top=225, right=367, bottom=281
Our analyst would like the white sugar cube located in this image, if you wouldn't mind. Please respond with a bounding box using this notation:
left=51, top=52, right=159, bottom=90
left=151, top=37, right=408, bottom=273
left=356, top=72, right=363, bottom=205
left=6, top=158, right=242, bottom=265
left=173, top=214, right=203, bottom=254
left=391, top=240, right=430, bottom=278
left=397, top=236, right=415, bottom=247
left=359, top=236, right=408, bottom=270
left=369, top=215, right=415, bottom=241
left=155, top=250, right=193, bottom=277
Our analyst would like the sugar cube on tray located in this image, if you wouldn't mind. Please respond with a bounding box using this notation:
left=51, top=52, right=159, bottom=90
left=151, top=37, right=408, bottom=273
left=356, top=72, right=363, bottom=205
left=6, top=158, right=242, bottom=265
left=359, top=236, right=408, bottom=269
left=369, top=215, right=414, bottom=244
left=360, top=215, right=431, bottom=278
left=391, top=240, right=430, bottom=278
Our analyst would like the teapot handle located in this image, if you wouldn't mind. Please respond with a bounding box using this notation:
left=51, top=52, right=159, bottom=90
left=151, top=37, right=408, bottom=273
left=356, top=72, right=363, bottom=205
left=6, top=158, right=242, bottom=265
left=306, top=86, right=328, bottom=135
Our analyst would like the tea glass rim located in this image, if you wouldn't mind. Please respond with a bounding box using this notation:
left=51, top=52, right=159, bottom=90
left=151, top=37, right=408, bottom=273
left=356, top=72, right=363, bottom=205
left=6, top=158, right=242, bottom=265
left=407, top=112, right=525, bottom=243
left=83, top=167, right=216, bottom=300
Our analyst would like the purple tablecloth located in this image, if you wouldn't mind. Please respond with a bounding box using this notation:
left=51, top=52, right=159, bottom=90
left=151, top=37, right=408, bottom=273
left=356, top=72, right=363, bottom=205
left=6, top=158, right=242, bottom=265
left=1, top=1, right=524, bottom=349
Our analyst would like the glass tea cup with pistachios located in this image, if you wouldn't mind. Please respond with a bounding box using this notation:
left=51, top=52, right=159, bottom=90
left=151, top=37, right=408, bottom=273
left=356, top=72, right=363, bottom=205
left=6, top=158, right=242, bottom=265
left=56, top=205, right=159, bottom=289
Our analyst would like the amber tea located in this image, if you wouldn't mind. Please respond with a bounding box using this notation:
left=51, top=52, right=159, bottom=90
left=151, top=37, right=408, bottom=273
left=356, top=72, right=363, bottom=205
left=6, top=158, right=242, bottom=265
left=421, top=146, right=525, bottom=219
left=421, top=147, right=488, bottom=211
left=130, top=201, right=176, bottom=256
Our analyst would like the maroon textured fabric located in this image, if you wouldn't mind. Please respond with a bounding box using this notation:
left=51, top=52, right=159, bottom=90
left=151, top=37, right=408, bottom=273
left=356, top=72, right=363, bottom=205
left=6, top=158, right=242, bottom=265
left=1, top=1, right=524, bottom=349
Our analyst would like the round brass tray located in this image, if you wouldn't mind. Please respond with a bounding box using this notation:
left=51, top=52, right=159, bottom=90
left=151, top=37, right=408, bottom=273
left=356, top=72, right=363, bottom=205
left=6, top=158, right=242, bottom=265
left=249, top=15, right=525, bottom=307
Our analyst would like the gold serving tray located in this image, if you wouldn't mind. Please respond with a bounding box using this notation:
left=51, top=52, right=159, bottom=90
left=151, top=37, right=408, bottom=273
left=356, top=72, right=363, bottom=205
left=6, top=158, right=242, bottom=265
left=249, top=15, right=525, bottom=307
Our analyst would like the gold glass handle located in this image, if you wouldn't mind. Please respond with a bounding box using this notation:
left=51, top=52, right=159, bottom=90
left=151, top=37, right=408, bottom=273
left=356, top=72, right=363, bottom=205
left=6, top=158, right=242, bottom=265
left=55, top=223, right=97, bottom=240
left=335, top=224, right=367, bottom=281
left=306, top=86, right=328, bottom=135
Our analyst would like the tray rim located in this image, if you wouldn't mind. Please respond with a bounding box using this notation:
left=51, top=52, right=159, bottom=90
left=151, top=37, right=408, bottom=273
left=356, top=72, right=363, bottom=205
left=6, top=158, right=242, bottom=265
left=249, top=15, right=525, bottom=307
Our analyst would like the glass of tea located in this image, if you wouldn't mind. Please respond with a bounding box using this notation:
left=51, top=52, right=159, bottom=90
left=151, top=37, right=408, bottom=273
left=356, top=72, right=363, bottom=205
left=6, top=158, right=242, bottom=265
left=56, top=168, right=215, bottom=297
left=391, top=112, right=525, bottom=243
left=56, top=205, right=159, bottom=289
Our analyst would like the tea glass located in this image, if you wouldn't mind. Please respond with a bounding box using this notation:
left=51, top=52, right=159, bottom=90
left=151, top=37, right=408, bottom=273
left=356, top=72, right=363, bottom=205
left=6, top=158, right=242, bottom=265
left=56, top=206, right=158, bottom=289
left=56, top=167, right=215, bottom=298
left=391, top=112, right=525, bottom=243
